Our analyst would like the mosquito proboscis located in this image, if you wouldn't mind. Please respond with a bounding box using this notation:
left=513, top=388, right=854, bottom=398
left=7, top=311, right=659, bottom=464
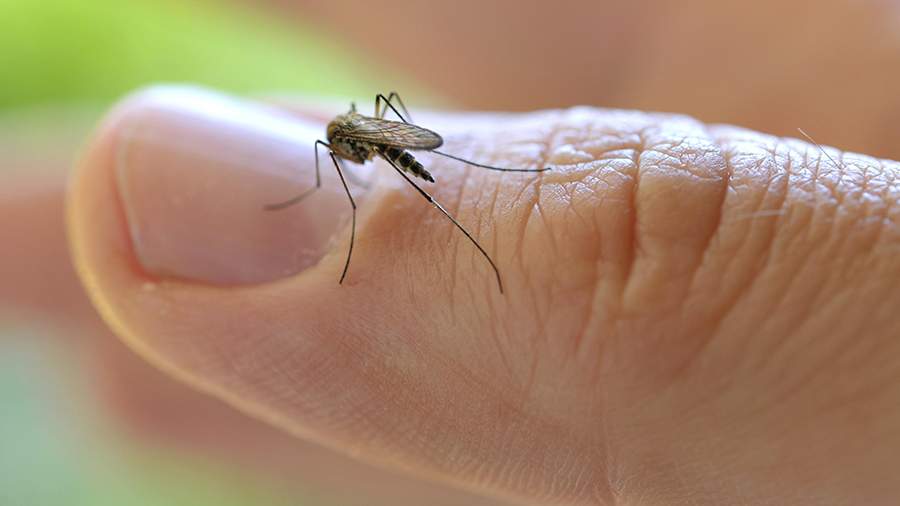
left=265, top=92, right=551, bottom=294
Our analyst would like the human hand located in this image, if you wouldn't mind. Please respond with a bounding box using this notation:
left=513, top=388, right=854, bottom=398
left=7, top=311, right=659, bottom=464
left=67, top=86, right=900, bottom=505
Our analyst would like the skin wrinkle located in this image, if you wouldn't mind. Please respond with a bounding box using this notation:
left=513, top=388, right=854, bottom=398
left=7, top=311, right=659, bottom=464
left=508, top=162, right=545, bottom=270
left=456, top=152, right=507, bottom=346
left=665, top=138, right=734, bottom=381
left=446, top=149, right=475, bottom=332
left=517, top=204, right=547, bottom=396
left=513, top=176, right=556, bottom=402
left=566, top=177, right=603, bottom=231
left=796, top=146, right=830, bottom=246
left=709, top=145, right=768, bottom=271
left=375, top=182, right=418, bottom=296
left=817, top=146, right=848, bottom=206
left=683, top=140, right=781, bottom=362
left=566, top=161, right=630, bottom=365
left=621, top=130, right=728, bottom=328
left=815, top=155, right=878, bottom=298
left=536, top=134, right=645, bottom=503
left=456, top=147, right=480, bottom=293
left=476, top=172, right=517, bottom=384
left=517, top=212, right=549, bottom=403
left=507, top=120, right=565, bottom=314
left=799, top=163, right=899, bottom=382
left=509, top=118, right=589, bottom=391
left=612, top=129, right=900, bottom=502
left=454, top=120, right=616, bottom=504
left=463, top=159, right=519, bottom=387
left=740, top=146, right=819, bottom=371
left=861, top=158, right=897, bottom=251
left=534, top=191, right=560, bottom=257
left=809, top=150, right=851, bottom=275
left=745, top=146, right=892, bottom=421
left=870, top=159, right=897, bottom=250
left=760, top=144, right=846, bottom=335
left=570, top=203, right=601, bottom=360
left=720, top=140, right=794, bottom=367
left=689, top=129, right=733, bottom=285
left=854, top=156, right=881, bottom=246
left=621, top=132, right=644, bottom=312
left=527, top=120, right=637, bottom=369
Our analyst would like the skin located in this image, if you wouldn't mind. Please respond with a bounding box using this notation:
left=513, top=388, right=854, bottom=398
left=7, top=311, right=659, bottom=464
left=62, top=87, right=900, bottom=505
left=4, top=1, right=900, bottom=504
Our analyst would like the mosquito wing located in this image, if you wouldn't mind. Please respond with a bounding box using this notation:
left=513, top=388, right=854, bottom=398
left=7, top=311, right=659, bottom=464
left=338, top=116, right=443, bottom=150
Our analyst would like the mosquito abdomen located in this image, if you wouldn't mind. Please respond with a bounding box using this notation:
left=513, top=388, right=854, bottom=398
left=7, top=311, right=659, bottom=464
left=383, top=146, right=434, bottom=182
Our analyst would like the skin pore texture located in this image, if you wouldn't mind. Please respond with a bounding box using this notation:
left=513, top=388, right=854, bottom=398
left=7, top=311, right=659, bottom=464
left=64, top=86, right=900, bottom=505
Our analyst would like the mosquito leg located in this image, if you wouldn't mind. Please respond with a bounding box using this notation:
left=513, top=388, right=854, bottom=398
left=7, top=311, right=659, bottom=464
left=386, top=91, right=413, bottom=122
left=375, top=92, right=413, bottom=123
left=430, top=149, right=551, bottom=173
left=329, top=152, right=357, bottom=285
left=378, top=150, right=503, bottom=294
left=264, top=140, right=329, bottom=210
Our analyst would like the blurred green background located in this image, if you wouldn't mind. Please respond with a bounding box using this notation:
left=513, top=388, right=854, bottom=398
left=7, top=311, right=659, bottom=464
left=0, top=1, right=396, bottom=505
left=0, top=0, right=380, bottom=108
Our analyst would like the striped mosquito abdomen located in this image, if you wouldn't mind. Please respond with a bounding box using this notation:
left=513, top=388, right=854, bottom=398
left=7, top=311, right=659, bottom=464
left=382, top=146, right=434, bottom=182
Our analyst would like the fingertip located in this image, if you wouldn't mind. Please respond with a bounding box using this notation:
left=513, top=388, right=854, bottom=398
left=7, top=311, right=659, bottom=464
left=70, top=86, right=362, bottom=292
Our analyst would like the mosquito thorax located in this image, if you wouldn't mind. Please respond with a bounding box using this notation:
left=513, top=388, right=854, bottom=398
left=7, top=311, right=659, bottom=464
left=326, top=113, right=372, bottom=163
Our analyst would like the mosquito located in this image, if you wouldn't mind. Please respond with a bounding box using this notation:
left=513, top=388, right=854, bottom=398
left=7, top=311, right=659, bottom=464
left=264, top=92, right=550, bottom=294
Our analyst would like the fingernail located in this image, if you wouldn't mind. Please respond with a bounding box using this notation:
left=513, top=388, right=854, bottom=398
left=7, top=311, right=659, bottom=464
left=113, top=86, right=357, bottom=285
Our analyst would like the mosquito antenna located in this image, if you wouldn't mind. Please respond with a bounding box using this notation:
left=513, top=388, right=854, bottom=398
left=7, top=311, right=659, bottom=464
left=797, top=128, right=844, bottom=171
left=378, top=149, right=504, bottom=294
left=431, top=149, right=551, bottom=172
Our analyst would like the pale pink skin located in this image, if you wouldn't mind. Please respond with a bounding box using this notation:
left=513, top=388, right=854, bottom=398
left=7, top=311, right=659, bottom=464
left=61, top=85, right=900, bottom=505
left=4, top=0, right=900, bottom=504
